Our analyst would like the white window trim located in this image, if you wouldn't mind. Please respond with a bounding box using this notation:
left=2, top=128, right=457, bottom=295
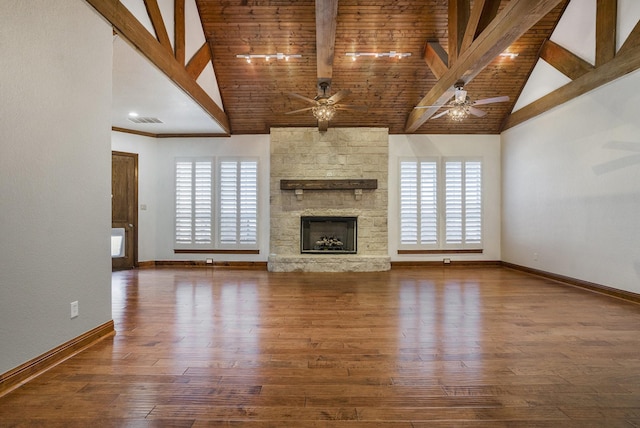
left=441, top=157, right=483, bottom=250
left=174, top=157, right=215, bottom=250
left=399, top=157, right=440, bottom=249
left=216, top=157, right=259, bottom=250
left=398, top=156, right=483, bottom=251
left=173, top=156, right=260, bottom=251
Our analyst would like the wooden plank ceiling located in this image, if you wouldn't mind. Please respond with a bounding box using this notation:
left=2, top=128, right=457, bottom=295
left=196, top=0, right=569, bottom=134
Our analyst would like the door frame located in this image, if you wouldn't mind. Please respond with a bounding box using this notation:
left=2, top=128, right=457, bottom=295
left=112, top=150, right=138, bottom=270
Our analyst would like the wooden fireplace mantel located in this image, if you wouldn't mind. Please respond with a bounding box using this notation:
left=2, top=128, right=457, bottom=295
left=280, top=179, right=377, bottom=201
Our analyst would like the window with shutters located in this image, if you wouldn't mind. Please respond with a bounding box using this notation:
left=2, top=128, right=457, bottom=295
left=218, top=158, right=258, bottom=248
left=399, top=157, right=482, bottom=250
left=175, top=158, right=214, bottom=248
left=174, top=157, right=259, bottom=251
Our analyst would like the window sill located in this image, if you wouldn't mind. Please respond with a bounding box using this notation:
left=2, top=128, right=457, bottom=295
left=397, top=249, right=483, bottom=255
left=174, top=249, right=260, bottom=254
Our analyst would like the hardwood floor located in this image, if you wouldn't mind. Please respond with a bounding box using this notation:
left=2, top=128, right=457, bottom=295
left=1, top=266, right=639, bottom=427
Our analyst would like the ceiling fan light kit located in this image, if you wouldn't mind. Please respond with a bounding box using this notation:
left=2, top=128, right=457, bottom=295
left=448, top=83, right=471, bottom=121
left=285, top=81, right=366, bottom=128
left=415, top=80, right=509, bottom=122
left=312, top=104, right=336, bottom=121
left=448, top=104, right=470, bottom=121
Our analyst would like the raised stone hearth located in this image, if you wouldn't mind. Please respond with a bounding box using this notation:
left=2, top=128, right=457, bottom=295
left=269, top=128, right=390, bottom=272
left=268, top=255, right=390, bottom=272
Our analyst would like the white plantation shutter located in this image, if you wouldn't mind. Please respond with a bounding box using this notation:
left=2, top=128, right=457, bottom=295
left=400, top=161, right=418, bottom=244
left=175, top=159, right=213, bottom=246
left=445, top=161, right=463, bottom=244
left=218, top=159, right=258, bottom=246
left=219, top=161, right=238, bottom=244
left=194, top=162, right=213, bottom=243
left=464, top=161, right=482, bottom=244
left=399, top=160, right=438, bottom=245
left=239, top=161, right=258, bottom=244
left=420, top=161, right=438, bottom=244
left=444, top=159, right=482, bottom=246
left=175, top=161, right=194, bottom=244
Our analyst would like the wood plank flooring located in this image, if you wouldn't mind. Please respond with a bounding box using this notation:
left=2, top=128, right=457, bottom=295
left=1, top=266, right=639, bottom=427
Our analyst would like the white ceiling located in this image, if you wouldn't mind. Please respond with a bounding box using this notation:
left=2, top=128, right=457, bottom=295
left=112, top=35, right=226, bottom=135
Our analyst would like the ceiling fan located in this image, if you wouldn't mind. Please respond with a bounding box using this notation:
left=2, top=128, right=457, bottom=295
left=415, top=80, right=509, bottom=121
left=285, top=82, right=367, bottom=131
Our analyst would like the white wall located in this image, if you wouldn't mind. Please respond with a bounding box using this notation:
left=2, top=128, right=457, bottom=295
left=0, top=0, right=113, bottom=373
left=502, top=69, right=640, bottom=294
left=389, top=135, right=502, bottom=262
left=112, top=133, right=271, bottom=262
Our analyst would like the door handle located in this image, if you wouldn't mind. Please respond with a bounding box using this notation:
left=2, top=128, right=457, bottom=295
left=128, top=224, right=134, bottom=228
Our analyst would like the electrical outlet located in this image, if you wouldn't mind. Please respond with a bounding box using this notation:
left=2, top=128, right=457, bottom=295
left=205, top=258, right=213, bottom=264
left=443, top=258, right=451, bottom=264
left=70, top=301, right=79, bottom=319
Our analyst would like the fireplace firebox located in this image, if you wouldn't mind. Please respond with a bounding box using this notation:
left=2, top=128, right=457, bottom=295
left=300, top=216, right=357, bottom=254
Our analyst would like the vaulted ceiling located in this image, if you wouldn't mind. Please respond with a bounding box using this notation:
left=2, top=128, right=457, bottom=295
left=197, top=0, right=568, bottom=135
left=89, top=0, right=640, bottom=137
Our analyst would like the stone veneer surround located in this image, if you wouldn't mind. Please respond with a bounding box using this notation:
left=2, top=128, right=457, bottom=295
left=269, top=127, right=390, bottom=272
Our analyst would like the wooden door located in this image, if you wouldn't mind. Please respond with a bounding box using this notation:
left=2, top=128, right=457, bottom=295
left=112, top=151, right=138, bottom=270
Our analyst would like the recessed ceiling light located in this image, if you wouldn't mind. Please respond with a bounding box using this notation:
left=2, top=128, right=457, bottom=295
left=128, top=112, right=139, bottom=117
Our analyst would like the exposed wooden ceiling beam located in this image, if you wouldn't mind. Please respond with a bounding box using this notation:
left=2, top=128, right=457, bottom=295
left=186, top=42, right=211, bottom=80
left=86, top=0, right=230, bottom=134
left=618, top=17, right=640, bottom=55
left=474, top=0, right=501, bottom=39
left=406, top=0, right=564, bottom=133
left=143, top=0, right=172, bottom=54
left=424, top=41, right=449, bottom=79
left=502, top=40, right=640, bottom=131
left=448, top=0, right=470, bottom=67
left=596, top=0, right=617, bottom=67
left=174, top=0, right=186, bottom=65
left=460, top=0, right=501, bottom=54
left=539, top=39, right=594, bottom=80
left=316, top=0, right=338, bottom=93
left=503, top=5, right=639, bottom=131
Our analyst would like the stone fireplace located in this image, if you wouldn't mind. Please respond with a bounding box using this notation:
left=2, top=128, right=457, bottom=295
left=268, top=128, right=390, bottom=272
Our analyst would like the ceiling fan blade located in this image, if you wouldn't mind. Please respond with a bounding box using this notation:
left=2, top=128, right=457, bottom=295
left=286, top=92, right=318, bottom=105
left=430, top=109, right=450, bottom=119
left=335, top=104, right=368, bottom=111
left=284, top=107, right=315, bottom=115
left=469, top=106, right=487, bottom=117
left=473, top=95, right=509, bottom=106
left=328, top=89, right=351, bottom=104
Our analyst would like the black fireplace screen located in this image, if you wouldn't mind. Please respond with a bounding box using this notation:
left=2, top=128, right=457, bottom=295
left=300, top=216, right=357, bottom=254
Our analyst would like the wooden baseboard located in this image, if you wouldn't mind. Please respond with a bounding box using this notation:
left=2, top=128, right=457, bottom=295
left=0, top=320, right=115, bottom=397
left=137, top=260, right=156, bottom=268
left=392, top=260, right=502, bottom=268
left=502, top=262, right=640, bottom=305
left=147, top=260, right=497, bottom=269
left=140, top=260, right=268, bottom=270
